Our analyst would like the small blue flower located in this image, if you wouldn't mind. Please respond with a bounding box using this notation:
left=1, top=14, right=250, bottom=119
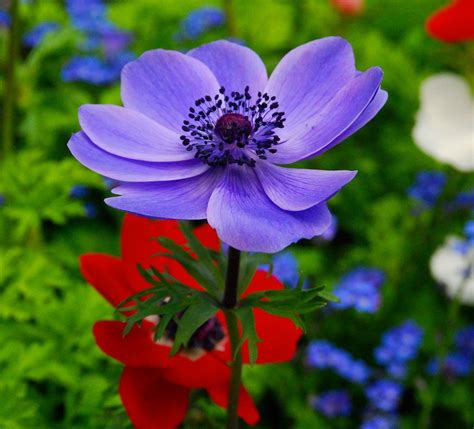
left=61, top=56, right=116, bottom=85
left=360, top=415, right=398, bottom=429
left=70, top=185, right=89, bottom=199
left=427, top=352, right=473, bottom=377
left=374, top=320, right=423, bottom=378
left=408, top=171, right=446, bottom=208
left=311, top=389, right=352, bottom=417
left=365, top=380, right=402, bottom=412
left=84, top=202, right=98, bottom=218
left=448, top=189, right=474, bottom=212
left=464, top=220, right=474, bottom=242
left=307, top=340, right=371, bottom=384
left=23, top=22, right=60, bottom=47
left=332, top=267, right=385, bottom=313
left=455, top=326, right=474, bottom=359
left=0, top=11, right=11, bottom=28
left=261, top=251, right=300, bottom=288
left=177, top=6, right=225, bottom=40
left=0, top=193, right=5, bottom=206
left=66, top=0, right=108, bottom=33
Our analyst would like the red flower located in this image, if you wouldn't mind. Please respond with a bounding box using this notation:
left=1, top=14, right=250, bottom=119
left=426, top=0, right=474, bottom=42
left=80, top=214, right=302, bottom=429
left=330, top=0, right=364, bottom=16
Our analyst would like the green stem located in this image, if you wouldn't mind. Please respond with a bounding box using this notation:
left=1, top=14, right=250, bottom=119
left=223, top=246, right=242, bottom=429
left=223, top=0, right=238, bottom=38
left=2, top=0, right=19, bottom=157
left=419, top=274, right=469, bottom=428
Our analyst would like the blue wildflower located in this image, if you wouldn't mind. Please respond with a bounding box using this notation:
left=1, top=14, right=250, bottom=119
left=448, top=189, right=474, bottom=212
left=177, top=6, right=225, bottom=40
left=260, top=251, right=300, bottom=288
left=23, top=22, right=60, bottom=47
left=332, top=267, right=385, bottom=313
left=0, top=193, right=5, bottom=206
left=408, top=171, right=446, bottom=208
left=66, top=0, right=108, bottom=33
left=374, top=320, right=423, bottom=378
left=427, top=352, right=473, bottom=377
left=70, top=185, right=89, bottom=199
left=0, top=10, right=10, bottom=28
left=84, top=202, right=98, bottom=218
left=455, top=326, right=474, bottom=359
left=62, top=56, right=117, bottom=85
left=360, top=415, right=398, bottom=429
left=311, top=389, right=352, bottom=417
left=365, top=380, right=402, bottom=412
left=307, top=340, right=371, bottom=384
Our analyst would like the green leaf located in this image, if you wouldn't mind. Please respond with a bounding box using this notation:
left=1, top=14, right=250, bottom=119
left=234, top=307, right=261, bottom=364
left=170, top=300, right=218, bottom=355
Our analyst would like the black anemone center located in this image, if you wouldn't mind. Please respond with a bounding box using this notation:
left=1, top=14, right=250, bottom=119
left=215, top=113, right=252, bottom=143
left=165, top=315, right=225, bottom=351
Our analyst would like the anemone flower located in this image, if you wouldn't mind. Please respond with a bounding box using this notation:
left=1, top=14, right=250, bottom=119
left=69, top=38, right=386, bottom=252
left=426, top=0, right=474, bottom=42
left=412, top=73, right=474, bottom=172
left=80, top=214, right=302, bottom=429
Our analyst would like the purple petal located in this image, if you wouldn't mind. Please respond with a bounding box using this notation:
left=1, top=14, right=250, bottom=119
left=313, top=89, right=388, bottom=157
left=187, top=40, right=267, bottom=99
left=256, top=162, right=357, bottom=211
left=121, top=49, right=220, bottom=133
left=105, top=170, right=223, bottom=220
left=269, top=67, right=383, bottom=164
left=207, top=167, right=332, bottom=252
left=265, top=37, right=356, bottom=133
left=79, top=104, right=192, bottom=162
left=68, top=132, right=209, bottom=182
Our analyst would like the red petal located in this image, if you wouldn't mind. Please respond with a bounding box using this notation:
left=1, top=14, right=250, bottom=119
left=426, top=0, right=474, bottom=42
left=207, top=383, right=260, bottom=426
left=193, top=223, right=220, bottom=251
left=163, top=352, right=231, bottom=388
left=93, top=320, right=175, bottom=368
left=80, top=254, right=134, bottom=307
left=120, top=367, right=189, bottom=429
left=243, top=269, right=284, bottom=297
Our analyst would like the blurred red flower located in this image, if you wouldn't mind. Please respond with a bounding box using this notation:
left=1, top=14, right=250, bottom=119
left=426, top=0, right=474, bottom=42
left=80, top=214, right=302, bottom=429
left=331, top=0, right=364, bottom=15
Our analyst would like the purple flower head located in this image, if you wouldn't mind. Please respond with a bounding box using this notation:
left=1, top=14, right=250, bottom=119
left=365, top=380, right=402, bottom=412
left=426, top=352, right=473, bottom=377
left=70, top=185, right=89, bottom=199
left=321, top=214, right=338, bottom=241
left=68, top=38, right=386, bottom=252
left=408, top=171, right=446, bottom=208
left=311, top=389, right=352, bottom=417
left=0, top=11, right=10, bottom=29
left=306, top=340, right=371, bottom=384
left=177, top=7, right=225, bottom=40
left=332, top=267, right=385, bottom=313
left=100, top=28, right=133, bottom=57
left=23, top=22, right=60, bottom=48
left=455, top=325, right=474, bottom=359
left=374, top=320, right=423, bottom=378
left=360, top=415, right=398, bottom=429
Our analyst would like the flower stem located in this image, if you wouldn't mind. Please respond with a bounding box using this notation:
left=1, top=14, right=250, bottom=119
left=2, top=0, right=19, bottom=157
left=223, top=246, right=242, bottom=429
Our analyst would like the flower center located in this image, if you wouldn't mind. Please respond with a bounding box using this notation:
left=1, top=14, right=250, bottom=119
left=165, top=315, right=225, bottom=351
left=180, top=86, right=286, bottom=167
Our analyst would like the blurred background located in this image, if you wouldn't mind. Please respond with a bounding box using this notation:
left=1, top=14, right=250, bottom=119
left=0, top=0, right=473, bottom=428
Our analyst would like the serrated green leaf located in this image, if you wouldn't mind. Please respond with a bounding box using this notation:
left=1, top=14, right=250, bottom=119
left=234, top=307, right=261, bottom=364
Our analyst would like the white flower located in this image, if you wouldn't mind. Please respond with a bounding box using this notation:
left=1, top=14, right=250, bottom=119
left=430, top=236, right=474, bottom=305
left=412, top=73, right=474, bottom=172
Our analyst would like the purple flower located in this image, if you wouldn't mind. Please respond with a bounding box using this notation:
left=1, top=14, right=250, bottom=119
left=365, top=380, right=402, bottom=412
left=23, top=22, right=60, bottom=47
left=321, top=214, right=338, bottom=241
left=374, top=320, right=423, bottom=378
left=177, top=6, right=225, bottom=40
left=332, top=267, right=385, bottom=313
left=311, top=389, right=352, bottom=417
left=408, top=171, right=446, bottom=208
left=68, top=38, right=386, bottom=252
left=360, top=415, right=398, bottom=429
left=307, top=340, right=371, bottom=384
